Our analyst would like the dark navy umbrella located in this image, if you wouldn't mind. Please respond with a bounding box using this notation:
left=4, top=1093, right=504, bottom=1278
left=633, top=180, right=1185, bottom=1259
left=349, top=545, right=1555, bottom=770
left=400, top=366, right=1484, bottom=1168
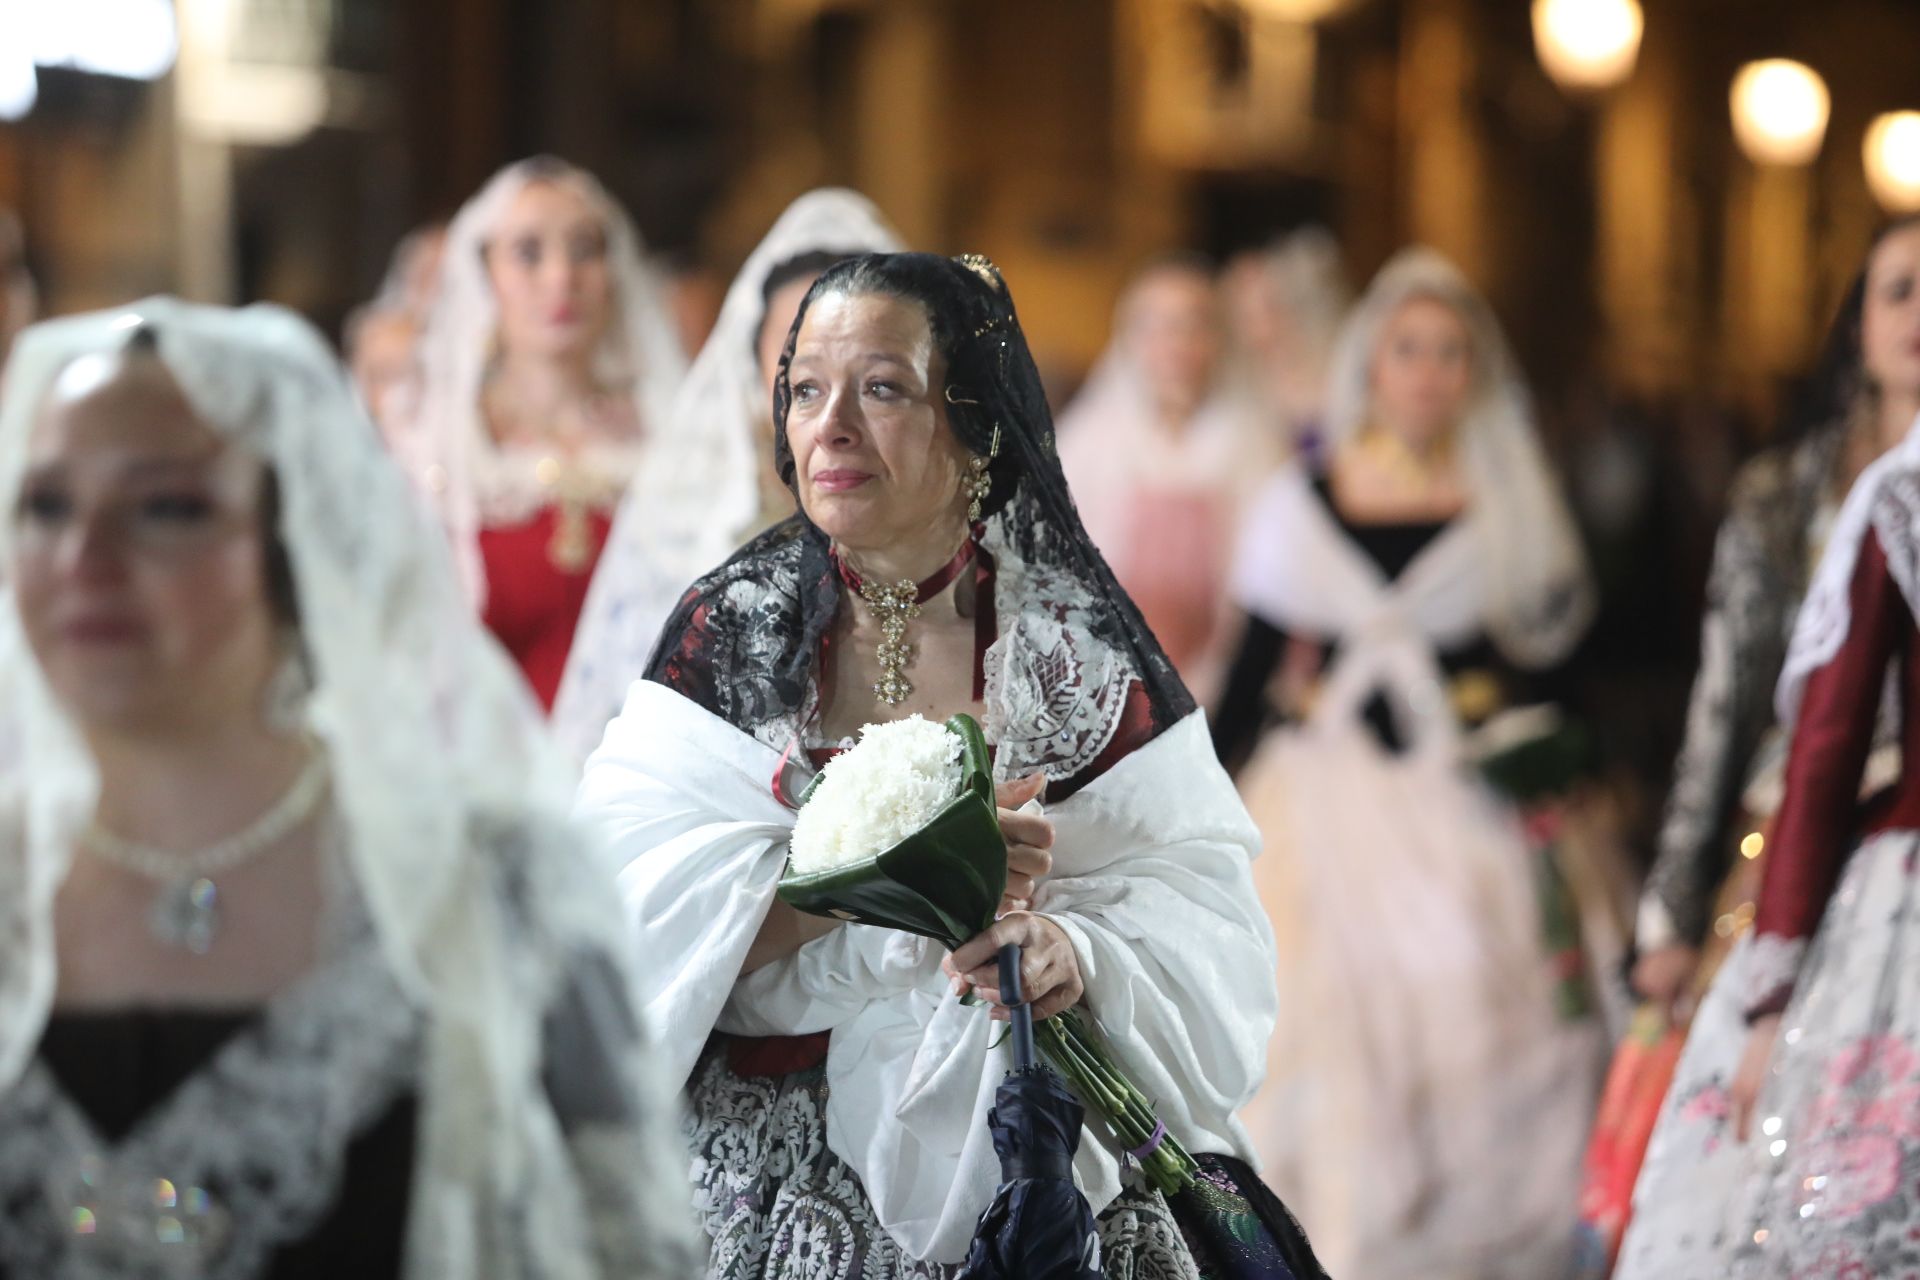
left=957, top=945, right=1105, bottom=1280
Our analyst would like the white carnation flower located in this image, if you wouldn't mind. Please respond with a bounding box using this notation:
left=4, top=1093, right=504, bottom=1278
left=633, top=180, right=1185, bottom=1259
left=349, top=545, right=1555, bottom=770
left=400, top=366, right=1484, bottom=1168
left=788, top=716, right=965, bottom=874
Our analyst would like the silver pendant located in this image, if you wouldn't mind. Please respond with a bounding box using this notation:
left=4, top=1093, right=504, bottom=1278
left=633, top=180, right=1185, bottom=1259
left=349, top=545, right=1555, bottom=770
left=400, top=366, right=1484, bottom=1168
left=148, top=878, right=219, bottom=955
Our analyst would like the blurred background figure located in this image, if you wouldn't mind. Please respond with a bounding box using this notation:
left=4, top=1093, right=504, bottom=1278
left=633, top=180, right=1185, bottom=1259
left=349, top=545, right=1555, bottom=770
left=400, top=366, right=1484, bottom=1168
left=1216, top=247, right=1601, bottom=1280
left=342, top=301, right=422, bottom=437
left=1610, top=213, right=1920, bottom=1280
left=340, top=223, right=444, bottom=437
left=403, top=156, right=687, bottom=710
left=1222, top=227, right=1352, bottom=460
left=373, top=222, right=447, bottom=322
left=657, top=250, right=727, bottom=361
left=0, top=208, right=37, bottom=366
left=554, top=187, right=902, bottom=764
left=1058, top=254, right=1276, bottom=703
left=0, top=299, right=698, bottom=1276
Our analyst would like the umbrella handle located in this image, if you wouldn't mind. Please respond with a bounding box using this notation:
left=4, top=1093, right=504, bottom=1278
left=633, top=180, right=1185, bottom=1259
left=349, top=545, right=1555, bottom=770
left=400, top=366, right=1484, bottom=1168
left=998, top=942, right=1038, bottom=1071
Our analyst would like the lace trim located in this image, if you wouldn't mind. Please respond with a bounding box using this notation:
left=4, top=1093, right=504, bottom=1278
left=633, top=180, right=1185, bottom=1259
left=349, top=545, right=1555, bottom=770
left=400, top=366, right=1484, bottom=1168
left=684, top=1052, right=1199, bottom=1278
left=472, top=441, right=643, bottom=526
left=1743, top=932, right=1809, bottom=1018
left=982, top=556, right=1132, bottom=784
left=1782, top=445, right=1920, bottom=723
left=772, top=541, right=1137, bottom=785
left=1872, top=469, right=1920, bottom=620
left=0, top=930, right=421, bottom=1278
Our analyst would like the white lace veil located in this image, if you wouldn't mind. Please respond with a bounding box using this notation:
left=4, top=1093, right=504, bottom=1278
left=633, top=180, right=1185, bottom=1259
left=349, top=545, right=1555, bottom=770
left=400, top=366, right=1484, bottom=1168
left=1777, top=411, right=1920, bottom=724
left=552, top=188, right=901, bottom=763
left=1055, top=264, right=1280, bottom=588
left=0, top=299, right=692, bottom=1277
left=403, top=157, right=688, bottom=606
left=1224, top=226, right=1350, bottom=429
left=1322, top=247, right=1595, bottom=668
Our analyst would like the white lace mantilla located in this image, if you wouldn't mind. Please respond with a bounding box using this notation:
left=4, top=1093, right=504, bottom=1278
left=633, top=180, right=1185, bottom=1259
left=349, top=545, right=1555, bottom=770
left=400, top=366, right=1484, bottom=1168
left=0, top=939, right=420, bottom=1278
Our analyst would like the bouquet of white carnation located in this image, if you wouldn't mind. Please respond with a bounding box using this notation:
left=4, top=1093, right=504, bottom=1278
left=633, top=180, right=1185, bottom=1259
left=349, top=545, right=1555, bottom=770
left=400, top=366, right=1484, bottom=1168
left=779, top=713, right=1198, bottom=1195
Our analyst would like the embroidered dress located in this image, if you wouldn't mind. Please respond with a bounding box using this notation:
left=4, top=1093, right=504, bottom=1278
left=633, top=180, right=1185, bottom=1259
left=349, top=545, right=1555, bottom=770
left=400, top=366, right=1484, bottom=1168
left=474, top=440, right=640, bottom=708
left=1638, top=429, right=1847, bottom=957
left=1217, top=248, right=1600, bottom=1280
left=1057, top=351, right=1279, bottom=703
left=1221, top=465, right=1600, bottom=1280
left=1618, top=434, right=1920, bottom=1279
left=574, top=253, right=1327, bottom=1277
left=0, top=901, right=420, bottom=1278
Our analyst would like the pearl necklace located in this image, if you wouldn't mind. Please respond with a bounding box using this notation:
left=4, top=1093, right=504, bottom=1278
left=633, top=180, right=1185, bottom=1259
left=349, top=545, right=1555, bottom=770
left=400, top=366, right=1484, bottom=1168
left=80, top=747, right=331, bottom=955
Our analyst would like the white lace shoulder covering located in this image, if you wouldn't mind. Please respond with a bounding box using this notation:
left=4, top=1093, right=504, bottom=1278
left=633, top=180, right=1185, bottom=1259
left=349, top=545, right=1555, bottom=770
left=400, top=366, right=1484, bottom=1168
left=0, top=908, right=421, bottom=1279
left=0, top=813, right=698, bottom=1280
left=983, top=549, right=1136, bottom=785
left=471, top=441, right=646, bottom=527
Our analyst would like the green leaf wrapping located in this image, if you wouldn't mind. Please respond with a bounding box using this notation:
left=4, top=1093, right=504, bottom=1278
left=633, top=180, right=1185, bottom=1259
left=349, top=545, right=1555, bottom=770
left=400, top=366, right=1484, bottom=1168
left=775, top=712, right=1197, bottom=1194
left=777, top=714, right=1003, bottom=948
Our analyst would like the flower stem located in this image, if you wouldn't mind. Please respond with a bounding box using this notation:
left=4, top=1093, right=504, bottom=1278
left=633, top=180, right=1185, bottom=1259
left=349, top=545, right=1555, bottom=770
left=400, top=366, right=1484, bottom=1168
left=1031, top=1009, right=1197, bottom=1194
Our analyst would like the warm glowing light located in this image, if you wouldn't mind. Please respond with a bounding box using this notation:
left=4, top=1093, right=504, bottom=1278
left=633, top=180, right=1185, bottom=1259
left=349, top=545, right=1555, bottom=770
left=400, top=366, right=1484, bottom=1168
left=1741, top=831, right=1765, bottom=859
left=1865, top=112, right=1920, bottom=213
left=1532, top=0, right=1644, bottom=91
left=1731, top=60, right=1830, bottom=167
left=28, top=0, right=178, bottom=80
left=1237, top=0, right=1352, bottom=20
left=0, top=47, right=34, bottom=122
left=0, top=0, right=177, bottom=121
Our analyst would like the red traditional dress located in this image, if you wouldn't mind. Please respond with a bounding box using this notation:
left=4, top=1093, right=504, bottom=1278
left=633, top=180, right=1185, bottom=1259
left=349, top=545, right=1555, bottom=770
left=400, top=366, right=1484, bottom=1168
left=1620, top=452, right=1920, bottom=1279
left=471, top=442, right=639, bottom=709
left=399, top=157, right=688, bottom=716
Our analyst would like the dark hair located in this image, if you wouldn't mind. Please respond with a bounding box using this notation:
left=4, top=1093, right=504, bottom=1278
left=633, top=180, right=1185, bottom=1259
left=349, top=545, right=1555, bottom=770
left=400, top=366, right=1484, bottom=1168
left=1782, top=212, right=1920, bottom=444
left=751, top=250, right=851, bottom=368
left=772, top=253, right=1024, bottom=521
left=123, top=321, right=301, bottom=628
left=651, top=251, right=1198, bottom=739
left=259, top=473, right=301, bottom=628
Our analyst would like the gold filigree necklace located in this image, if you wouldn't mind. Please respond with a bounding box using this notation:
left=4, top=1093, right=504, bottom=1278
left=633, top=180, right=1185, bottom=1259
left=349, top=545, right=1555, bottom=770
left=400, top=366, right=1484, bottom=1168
left=833, top=537, right=979, bottom=707
left=1352, top=425, right=1456, bottom=497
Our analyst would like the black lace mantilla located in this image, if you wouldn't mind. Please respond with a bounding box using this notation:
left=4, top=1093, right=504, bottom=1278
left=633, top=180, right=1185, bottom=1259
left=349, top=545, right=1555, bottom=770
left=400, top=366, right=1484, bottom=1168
left=644, top=252, right=1194, bottom=748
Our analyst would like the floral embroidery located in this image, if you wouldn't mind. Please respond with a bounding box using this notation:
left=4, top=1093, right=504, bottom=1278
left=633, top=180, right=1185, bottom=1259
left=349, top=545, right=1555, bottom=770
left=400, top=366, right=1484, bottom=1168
left=685, top=1051, right=1199, bottom=1280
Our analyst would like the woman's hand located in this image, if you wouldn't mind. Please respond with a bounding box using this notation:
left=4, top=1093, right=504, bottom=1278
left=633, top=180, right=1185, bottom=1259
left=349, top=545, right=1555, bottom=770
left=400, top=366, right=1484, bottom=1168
left=1730, top=1012, right=1784, bottom=1141
left=1631, top=944, right=1701, bottom=1021
left=996, top=773, right=1053, bottom=915
left=944, top=913, right=1085, bottom=1022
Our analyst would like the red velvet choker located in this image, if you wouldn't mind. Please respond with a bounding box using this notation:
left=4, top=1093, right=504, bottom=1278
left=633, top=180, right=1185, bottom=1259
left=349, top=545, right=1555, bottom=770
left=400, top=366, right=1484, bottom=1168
left=830, top=536, right=978, bottom=607
left=828, top=531, right=994, bottom=708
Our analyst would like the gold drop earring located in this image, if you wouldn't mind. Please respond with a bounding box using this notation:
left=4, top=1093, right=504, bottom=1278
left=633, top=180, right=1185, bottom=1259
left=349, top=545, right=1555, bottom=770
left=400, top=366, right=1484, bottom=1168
left=966, top=426, right=1001, bottom=524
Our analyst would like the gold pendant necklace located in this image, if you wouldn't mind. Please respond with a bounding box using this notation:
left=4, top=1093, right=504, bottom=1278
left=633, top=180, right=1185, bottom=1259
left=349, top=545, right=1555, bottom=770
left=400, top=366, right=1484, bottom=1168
left=835, top=538, right=978, bottom=709
left=859, top=578, right=922, bottom=706
left=531, top=454, right=598, bottom=574
left=1356, top=426, right=1453, bottom=494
